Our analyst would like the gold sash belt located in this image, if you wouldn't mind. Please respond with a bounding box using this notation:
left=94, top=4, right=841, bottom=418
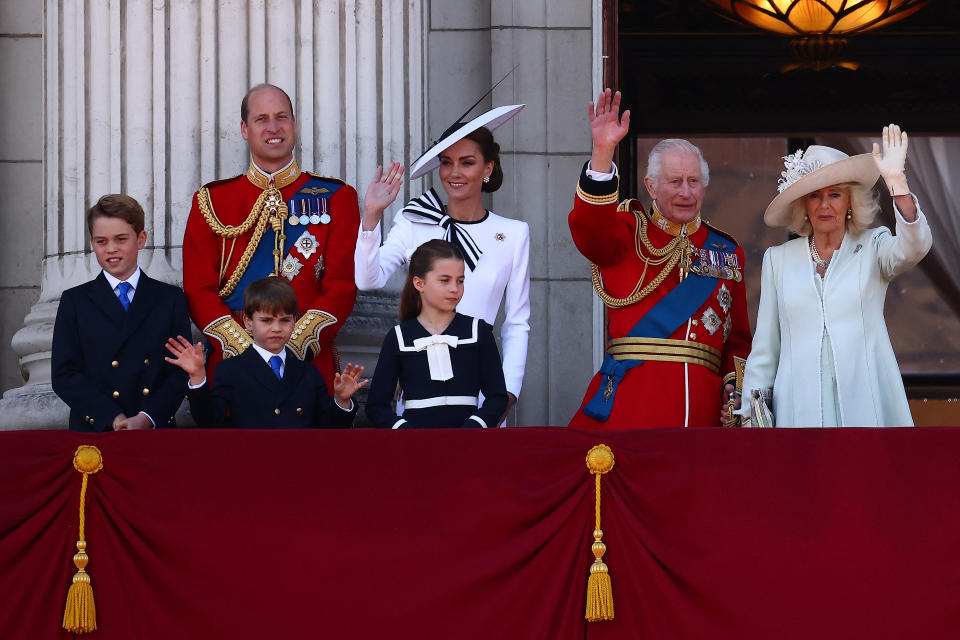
left=606, top=337, right=721, bottom=374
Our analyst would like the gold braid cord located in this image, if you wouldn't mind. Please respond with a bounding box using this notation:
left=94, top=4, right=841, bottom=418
left=591, top=201, right=691, bottom=309
left=63, top=445, right=104, bottom=634
left=585, top=444, right=615, bottom=622
left=197, top=187, right=288, bottom=299
left=286, top=310, right=338, bottom=360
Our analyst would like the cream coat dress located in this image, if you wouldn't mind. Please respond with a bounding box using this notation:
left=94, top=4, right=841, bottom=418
left=742, top=201, right=932, bottom=427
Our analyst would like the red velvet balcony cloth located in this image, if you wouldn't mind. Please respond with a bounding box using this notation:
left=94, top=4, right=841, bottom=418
left=1, top=427, right=958, bottom=639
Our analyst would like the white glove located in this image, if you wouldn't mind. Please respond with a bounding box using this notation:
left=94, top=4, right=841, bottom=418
left=871, top=124, right=910, bottom=197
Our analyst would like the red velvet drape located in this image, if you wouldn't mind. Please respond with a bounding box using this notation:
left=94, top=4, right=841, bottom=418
left=2, top=427, right=958, bottom=639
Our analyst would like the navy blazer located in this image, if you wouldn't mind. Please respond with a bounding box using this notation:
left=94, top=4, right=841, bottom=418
left=187, top=346, right=355, bottom=428
left=52, top=272, right=191, bottom=431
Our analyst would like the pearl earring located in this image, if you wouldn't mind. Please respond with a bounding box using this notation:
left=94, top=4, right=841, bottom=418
left=846, top=208, right=852, bottom=220
left=483, top=176, right=490, bottom=183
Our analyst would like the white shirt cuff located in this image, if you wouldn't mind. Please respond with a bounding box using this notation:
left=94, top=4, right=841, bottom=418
left=585, top=161, right=618, bottom=182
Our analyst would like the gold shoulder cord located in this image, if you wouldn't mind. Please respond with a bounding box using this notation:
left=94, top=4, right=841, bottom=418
left=196, top=187, right=285, bottom=299
left=590, top=201, right=691, bottom=309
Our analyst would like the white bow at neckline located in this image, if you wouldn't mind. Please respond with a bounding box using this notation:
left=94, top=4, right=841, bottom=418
left=412, top=334, right=459, bottom=381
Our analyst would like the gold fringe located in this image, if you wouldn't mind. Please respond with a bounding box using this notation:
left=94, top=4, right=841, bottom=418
left=585, top=444, right=615, bottom=622
left=63, top=445, right=103, bottom=634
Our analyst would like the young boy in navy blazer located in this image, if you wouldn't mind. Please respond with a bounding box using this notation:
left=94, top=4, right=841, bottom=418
left=165, top=277, right=366, bottom=428
left=52, top=194, right=191, bottom=431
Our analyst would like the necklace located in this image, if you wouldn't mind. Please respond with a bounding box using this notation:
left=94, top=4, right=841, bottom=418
left=808, top=235, right=830, bottom=271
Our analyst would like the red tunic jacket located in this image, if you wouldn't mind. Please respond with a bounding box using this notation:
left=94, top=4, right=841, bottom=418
left=568, top=165, right=751, bottom=429
left=183, top=161, right=359, bottom=390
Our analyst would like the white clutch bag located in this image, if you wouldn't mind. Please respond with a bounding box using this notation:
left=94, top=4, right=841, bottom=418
left=749, top=389, right=775, bottom=428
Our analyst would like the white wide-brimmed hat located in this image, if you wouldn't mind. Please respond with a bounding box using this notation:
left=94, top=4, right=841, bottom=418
left=409, top=104, right=525, bottom=179
left=764, top=145, right=879, bottom=227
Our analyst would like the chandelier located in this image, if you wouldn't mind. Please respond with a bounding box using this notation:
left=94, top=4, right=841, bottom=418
left=701, top=1, right=931, bottom=69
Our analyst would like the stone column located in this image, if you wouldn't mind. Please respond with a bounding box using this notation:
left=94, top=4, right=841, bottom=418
left=0, top=0, right=423, bottom=429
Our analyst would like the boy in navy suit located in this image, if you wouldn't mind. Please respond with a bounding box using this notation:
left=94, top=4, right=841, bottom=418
left=165, top=277, right=366, bottom=428
left=52, top=194, right=191, bottom=431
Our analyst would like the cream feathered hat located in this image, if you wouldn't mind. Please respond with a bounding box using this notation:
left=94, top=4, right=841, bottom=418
left=763, top=145, right=879, bottom=227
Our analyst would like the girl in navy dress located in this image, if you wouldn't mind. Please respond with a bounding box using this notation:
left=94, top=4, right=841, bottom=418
left=366, top=239, right=508, bottom=428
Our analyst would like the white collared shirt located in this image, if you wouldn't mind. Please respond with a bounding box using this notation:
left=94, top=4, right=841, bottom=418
left=103, top=267, right=142, bottom=305
left=250, top=342, right=287, bottom=378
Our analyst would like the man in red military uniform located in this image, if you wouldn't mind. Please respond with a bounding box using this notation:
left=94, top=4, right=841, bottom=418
left=183, top=84, right=359, bottom=389
left=568, top=89, right=752, bottom=429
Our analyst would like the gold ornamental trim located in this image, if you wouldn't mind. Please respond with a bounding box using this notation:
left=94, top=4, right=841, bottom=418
left=591, top=203, right=692, bottom=308
left=607, top=336, right=721, bottom=358
left=606, top=337, right=721, bottom=373
left=584, top=444, right=615, bottom=622
left=246, top=159, right=301, bottom=190
left=649, top=201, right=701, bottom=237
left=202, top=315, right=252, bottom=358
left=576, top=182, right=619, bottom=206
left=285, top=309, right=338, bottom=360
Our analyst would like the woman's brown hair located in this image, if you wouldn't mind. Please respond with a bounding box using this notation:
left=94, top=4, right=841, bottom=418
left=463, top=127, right=503, bottom=193
left=399, top=240, right=464, bottom=322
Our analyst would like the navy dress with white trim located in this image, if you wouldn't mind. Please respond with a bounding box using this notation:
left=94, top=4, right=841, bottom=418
left=366, top=313, right=508, bottom=428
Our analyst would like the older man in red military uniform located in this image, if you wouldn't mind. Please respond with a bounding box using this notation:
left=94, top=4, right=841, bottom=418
left=183, top=84, right=359, bottom=389
left=568, top=89, right=752, bottom=429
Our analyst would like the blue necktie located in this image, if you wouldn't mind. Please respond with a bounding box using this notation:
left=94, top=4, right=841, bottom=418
left=115, top=281, right=132, bottom=311
left=269, top=355, right=283, bottom=380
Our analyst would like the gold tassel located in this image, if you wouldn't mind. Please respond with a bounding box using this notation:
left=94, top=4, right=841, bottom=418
left=585, top=444, right=615, bottom=622
left=63, top=445, right=103, bottom=634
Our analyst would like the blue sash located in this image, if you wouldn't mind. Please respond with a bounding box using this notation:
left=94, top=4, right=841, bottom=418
left=583, top=228, right=729, bottom=422
left=223, top=177, right=342, bottom=310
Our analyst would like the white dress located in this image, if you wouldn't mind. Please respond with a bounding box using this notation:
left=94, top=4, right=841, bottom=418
left=355, top=207, right=530, bottom=397
left=741, top=199, right=932, bottom=427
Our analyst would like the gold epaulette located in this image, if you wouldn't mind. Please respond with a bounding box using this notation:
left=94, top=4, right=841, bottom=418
left=305, top=172, right=347, bottom=185
left=286, top=310, right=338, bottom=360
left=704, top=221, right=741, bottom=249
left=203, top=315, right=252, bottom=358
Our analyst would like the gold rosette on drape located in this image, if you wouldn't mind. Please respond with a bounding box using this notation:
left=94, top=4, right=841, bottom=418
left=63, top=445, right=103, bottom=634
left=585, top=444, right=615, bottom=622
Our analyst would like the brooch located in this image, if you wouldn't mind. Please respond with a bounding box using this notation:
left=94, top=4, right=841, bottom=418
left=717, top=283, right=732, bottom=314
left=281, top=254, right=303, bottom=281
left=294, top=230, right=318, bottom=259
left=701, top=307, right=722, bottom=335
left=495, top=232, right=505, bottom=242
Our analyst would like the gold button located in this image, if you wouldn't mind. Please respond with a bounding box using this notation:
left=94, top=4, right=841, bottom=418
left=112, top=391, right=120, bottom=398
left=689, top=333, right=697, bottom=340
left=89, top=418, right=95, bottom=424
left=144, top=358, right=150, bottom=366
left=142, top=388, right=150, bottom=396
left=111, top=360, right=119, bottom=368
left=274, top=408, right=281, bottom=415
left=691, top=320, right=699, bottom=326
left=296, top=407, right=303, bottom=415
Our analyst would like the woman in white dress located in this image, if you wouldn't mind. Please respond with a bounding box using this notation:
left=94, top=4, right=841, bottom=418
left=356, top=106, right=530, bottom=423
left=740, top=124, right=932, bottom=427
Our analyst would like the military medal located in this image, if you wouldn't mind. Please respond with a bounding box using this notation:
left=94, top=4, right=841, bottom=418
left=314, top=197, right=329, bottom=225
left=294, top=230, right=318, bottom=259
left=287, top=199, right=300, bottom=226
left=297, top=200, right=310, bottom=226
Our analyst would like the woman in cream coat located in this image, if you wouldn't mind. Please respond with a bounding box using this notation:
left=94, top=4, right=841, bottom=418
left=741, top=125, right=932, bottom=427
